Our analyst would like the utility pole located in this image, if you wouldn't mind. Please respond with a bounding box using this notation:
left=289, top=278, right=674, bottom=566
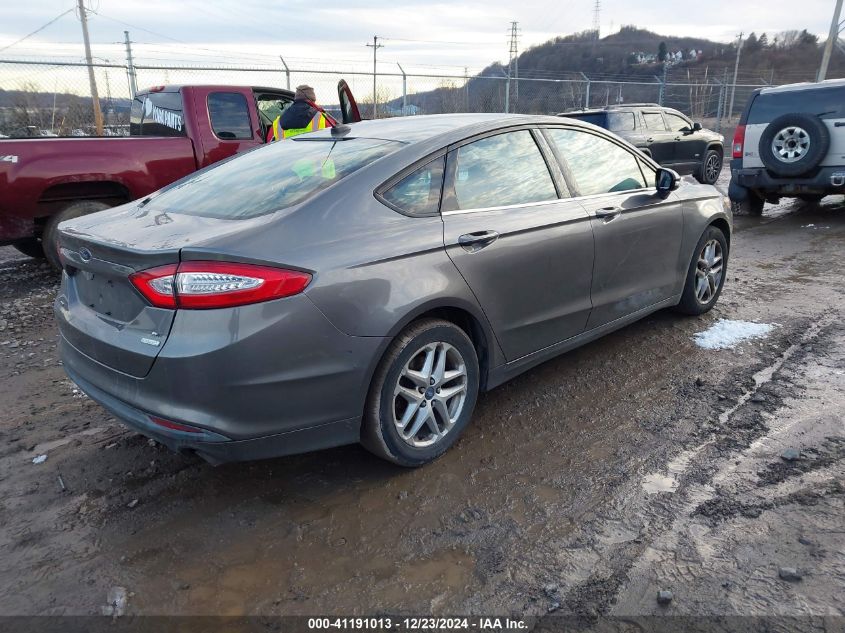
left=507, top=22, right=520, bottom=111
left=123, top=31, right=138, bottom=99
left=592, top=0, right=601, bottom=39
left=818, top=0, right=844, bottom=81
left=77, top=0, right=103, bottom=136
left=727, top=32, right=743, bottom=122
left=366, top=36, right=383, bottom=119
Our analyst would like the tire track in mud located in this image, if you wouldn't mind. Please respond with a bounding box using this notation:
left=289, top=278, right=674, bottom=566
left=532, top=315, right=843, bottom=621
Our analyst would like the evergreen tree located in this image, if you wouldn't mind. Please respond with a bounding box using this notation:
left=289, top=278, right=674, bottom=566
left=658, top=41, right=668, bottom=62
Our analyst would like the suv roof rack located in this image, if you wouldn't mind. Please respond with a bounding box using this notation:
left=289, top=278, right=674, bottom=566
left=605, top=103, right=661, bottom=108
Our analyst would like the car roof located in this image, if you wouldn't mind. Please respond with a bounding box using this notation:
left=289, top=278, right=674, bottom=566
left=295, top=113, right=578, bottom=146
left=760, top=78, right=845, bottom=95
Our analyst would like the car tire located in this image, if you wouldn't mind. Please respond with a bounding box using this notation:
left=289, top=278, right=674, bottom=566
left=42, top=200, right=112, bottom=269
left=695, top=148, right=723, bottom=185
left=758, top=113, right=829, bottom=177
left=12, top=238, right=46, bottom=260
left=361, top=318, right=480, bottom=467
left=674, top=226, right=729, bottom=316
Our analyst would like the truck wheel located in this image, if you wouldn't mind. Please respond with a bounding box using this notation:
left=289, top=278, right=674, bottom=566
left=759, top=113, right=829, bottom=177
left=43, top=200, right=112, bottom=269
left=12, top=238, right=45, bottom=260
left=695, top=148, right=722, bottom=185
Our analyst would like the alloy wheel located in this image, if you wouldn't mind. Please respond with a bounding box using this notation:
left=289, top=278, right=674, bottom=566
left=772, top=126, right=810, bottom=163
left=705, top=153, right=721, bottom=182
left=695, top=239, right=723, bottom=304
left=392, top=342, right=468, bottom=448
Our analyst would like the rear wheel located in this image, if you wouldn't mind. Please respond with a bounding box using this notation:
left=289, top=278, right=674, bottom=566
left=12, top=238, right=45, bottom=260
left=695, top=148, right=723, bottom=185
left=675, top=226, right=729, bottom=316
left=361, top=318, right=479, bottom=467
left=43, top=200, right=112, bottom=269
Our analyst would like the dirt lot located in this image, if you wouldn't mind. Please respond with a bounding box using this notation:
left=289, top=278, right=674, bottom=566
left=0, top=174, right=843, bottom=619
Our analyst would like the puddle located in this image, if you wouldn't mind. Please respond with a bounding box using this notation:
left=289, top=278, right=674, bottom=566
left=693, top=319, right=775, bottom=350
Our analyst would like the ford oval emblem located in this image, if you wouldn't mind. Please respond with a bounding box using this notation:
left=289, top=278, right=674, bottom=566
left=79, top=247, right=92, bottom=262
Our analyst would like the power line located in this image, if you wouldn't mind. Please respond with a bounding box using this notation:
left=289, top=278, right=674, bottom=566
left=0, top=8, right=75, bottom=53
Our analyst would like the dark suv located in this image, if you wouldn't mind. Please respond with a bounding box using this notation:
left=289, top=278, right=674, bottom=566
left=559, top=104, right=725, bottom=184
left=729, top=80, right=845, bottom=215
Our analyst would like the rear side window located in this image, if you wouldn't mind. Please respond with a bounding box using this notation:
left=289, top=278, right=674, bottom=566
left=642, top=112, right=667, bottom=131
left=129, top=92, right=185, bottom=137
left=446, top=130, right=557, bottom=211
left=380, top=157, right=445, bottom=216
left=208, top=92, right=253, bottom=140
left=749, top=86, right=845, bottom=123
left=144, top=138, right=402, bottom=219
left=546, top=128, right=647, bottom=196
left=607, top=112, right=636, bottom=131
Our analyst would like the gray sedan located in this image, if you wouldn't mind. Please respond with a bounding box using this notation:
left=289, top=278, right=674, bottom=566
left=55, top=114, right=731, bottom=467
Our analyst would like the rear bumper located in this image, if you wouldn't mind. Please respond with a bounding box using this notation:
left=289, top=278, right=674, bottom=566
left=58, top=292, right=389, bottom=463
left=64, top=362, right=360, bottom=464
left=729, top=159, right=845, bottom=199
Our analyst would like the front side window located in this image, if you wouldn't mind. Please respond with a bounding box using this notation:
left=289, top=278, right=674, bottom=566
left=381, top=157, right=445, bottom=216
left=448, top=130, right=557, bottom=211
left=144, top=138, right=402, bottom=219
left=607, top=112, right=636, bottom=132
left=665, top=113, right=691, bottom=132
left=208, top=92, right=253, bottom=140
left=546, top=128, right=647, bottom=196
left=256, top=93, right=291, bottom=126
left=642, top=112, right=667, bottom=131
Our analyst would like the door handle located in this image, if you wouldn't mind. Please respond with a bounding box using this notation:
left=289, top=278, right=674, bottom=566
left=458, top=230, right=499, bottom=252
left=594, top=207, right=622, bottom=221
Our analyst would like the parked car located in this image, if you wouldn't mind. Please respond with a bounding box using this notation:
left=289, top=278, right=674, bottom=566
left=0, top=81, right=360, bottom=266
left=55, top=114, right=731, bottom=467
left=559, top=104, right=725, bottom=185
left=729, top=79, right=845, bottom=215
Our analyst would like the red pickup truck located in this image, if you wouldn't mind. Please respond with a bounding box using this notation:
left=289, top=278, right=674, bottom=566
left=1, top=81, right=360, bottom=266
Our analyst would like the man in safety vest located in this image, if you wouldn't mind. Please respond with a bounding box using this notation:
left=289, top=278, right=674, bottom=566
left=268, top=84, right=331, bottom=141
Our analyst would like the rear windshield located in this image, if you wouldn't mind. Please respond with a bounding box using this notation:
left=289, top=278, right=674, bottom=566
left=144, top=137, right=403, bottom=219
left=749, top=85, right=845, bottom=124
left=562, top=112, right=607, bottom=128
left=130, top=91, right=186, bottom=137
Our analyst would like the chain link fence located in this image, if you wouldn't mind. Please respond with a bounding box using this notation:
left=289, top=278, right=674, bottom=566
left=0, top=58, right=772, bottom=138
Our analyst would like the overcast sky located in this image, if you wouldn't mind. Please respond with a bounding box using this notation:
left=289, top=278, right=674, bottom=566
left=1, top=0, right=840, bottom=73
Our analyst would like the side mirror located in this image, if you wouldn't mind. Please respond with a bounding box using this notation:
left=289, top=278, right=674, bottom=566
left=655, top=168, right=680, bottom=199
left=692, top=122, right=702, bottom=132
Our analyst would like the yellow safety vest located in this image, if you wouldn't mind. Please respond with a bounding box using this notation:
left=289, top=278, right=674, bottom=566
left=272, top=110, right=328, bottom=141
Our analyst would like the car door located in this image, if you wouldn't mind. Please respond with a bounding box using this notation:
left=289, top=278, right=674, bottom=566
left=337, top=79, right=362, bottom=123
left=664, top=111, right=703, bottom=174
left=441, top=128, right=595, bottom=361
left=543, top=126, right=684, bottom=329
left=641, top=110, right=675, bottom=165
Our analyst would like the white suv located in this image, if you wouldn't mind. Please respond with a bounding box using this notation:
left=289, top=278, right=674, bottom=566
left=729, top=79, right=845, bottom=214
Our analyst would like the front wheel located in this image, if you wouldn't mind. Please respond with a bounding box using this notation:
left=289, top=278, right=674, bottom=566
left=695, top=149, right=723, bottom=185
left=12, top=238, right=46, bottom=260
left=675, top=226, right=729, bottom=316
left=361, top=318, right=480, bottom=467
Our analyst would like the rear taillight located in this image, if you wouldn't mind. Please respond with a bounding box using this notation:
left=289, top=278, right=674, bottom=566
left=129, top=261, right=311, bottom=309
left=732, top=124, right=746, bottom=159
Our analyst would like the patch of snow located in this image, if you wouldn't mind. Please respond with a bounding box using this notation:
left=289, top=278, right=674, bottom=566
left=694, top=319, right=774, bottom=350
left=32, top=454, right=47, bottom=464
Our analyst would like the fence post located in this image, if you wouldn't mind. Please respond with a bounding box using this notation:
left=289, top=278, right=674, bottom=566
left=714, top=79, right=725, bottom=133
left=397, top=63, right=407, bottom=116
left=580, top=72, right=590, bottom=108
left=504, top=72, right=510, bottom=113
left=655, top=72, right=666, bottom=106
left=123, top=31, right=137, bottom=99
left=279, top=56, right=291, bottom=90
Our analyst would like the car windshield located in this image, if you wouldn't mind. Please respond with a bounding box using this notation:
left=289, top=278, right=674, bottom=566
left=144, top=137, right=403, bottom=219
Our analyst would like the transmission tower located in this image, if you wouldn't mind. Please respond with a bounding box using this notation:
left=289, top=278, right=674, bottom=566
left=508, top=21, right=520, bottom=106
left=593, top=0, right=601, bottom=39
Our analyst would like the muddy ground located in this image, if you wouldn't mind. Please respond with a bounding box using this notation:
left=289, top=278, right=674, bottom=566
left=0, top=174, right=843, bottom=619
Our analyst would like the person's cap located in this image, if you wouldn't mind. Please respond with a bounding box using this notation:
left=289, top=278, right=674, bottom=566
left=295, top=85, right=317, bottom=102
